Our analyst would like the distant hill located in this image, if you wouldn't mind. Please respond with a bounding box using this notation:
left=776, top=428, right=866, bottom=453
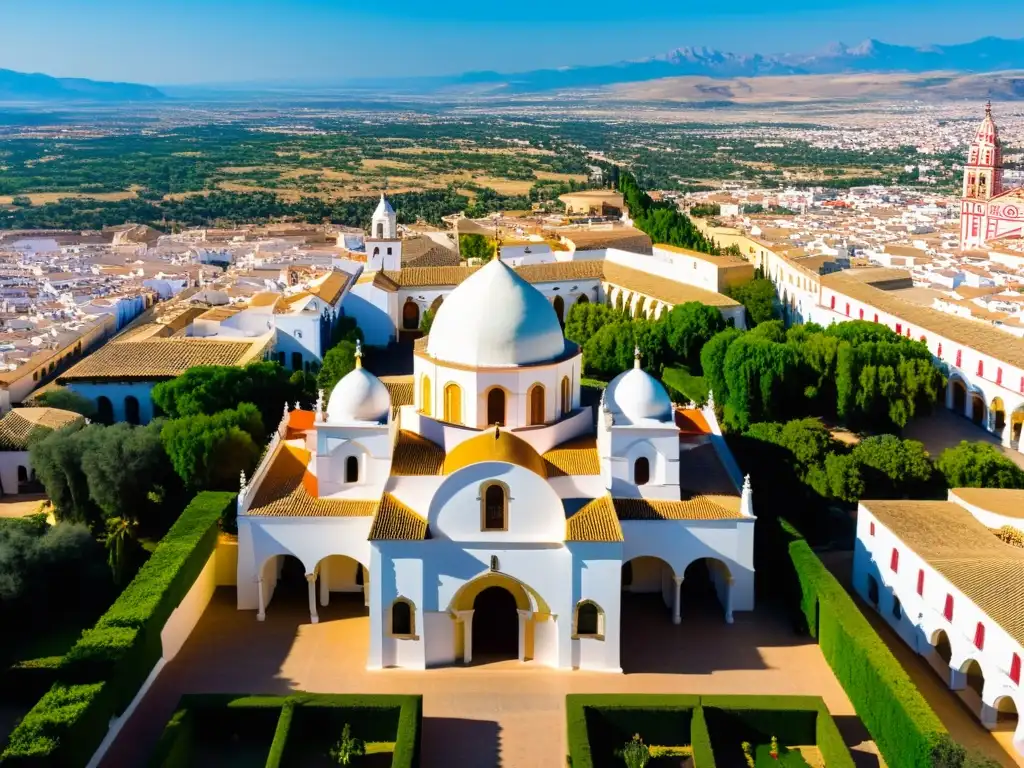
left=0, top=69, right=165, bottom=102
left=342, top=35, right=1024, bottom=94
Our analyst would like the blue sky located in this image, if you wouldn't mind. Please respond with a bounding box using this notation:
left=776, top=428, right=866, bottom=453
left=2, top=0, right=1022, bottom=84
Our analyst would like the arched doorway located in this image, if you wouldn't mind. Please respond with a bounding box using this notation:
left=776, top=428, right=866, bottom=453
left=472, top=586, right=519, bottom=661
left=552, top=295, right=565, bottom=327
left=402, top=300, right=420, bottom=330
left=125, top=395, right=140, bottom=425
left=575, top=294, right=589, bottom=307
left=486, top=388, right=506, bottom=426
left=528, top=384, right=545, bottom=426
left=1013, top=409, right=1024, bottom=447
left=951, top=379, right=967, bottom=415
left=96, top=396, right=114, bottom=424
left=962, top=659, right=985, bottom=698
left=420, top=375, right=431, bottom=416
left=444, top=383, right=462, bottom=424
left=971, top=394, right=986, bottom=426
left=314, top=555, right=370, bottom=612
left=992, top=696, right=1020, bottom=739
left=926, top=628, right=953, bottom=678
left=991, top=397, right=1006, bottom=436
left=682, top=558, right=732, bottom=620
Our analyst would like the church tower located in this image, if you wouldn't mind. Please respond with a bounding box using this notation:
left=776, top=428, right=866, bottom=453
left=366, top=194, right=401, bottom=270
left=961, top=102, right=1003, bottom=249
left=371, top=194, right=397, bottom=239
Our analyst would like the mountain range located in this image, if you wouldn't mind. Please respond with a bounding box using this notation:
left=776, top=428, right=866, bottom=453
left=0, top=69, right=165, bottom=102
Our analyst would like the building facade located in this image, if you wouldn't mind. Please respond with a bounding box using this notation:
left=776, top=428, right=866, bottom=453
left=961, top=103, right=1024, bottom=250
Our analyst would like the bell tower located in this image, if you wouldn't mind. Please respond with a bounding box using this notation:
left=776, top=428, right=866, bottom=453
left=961, top=102, right=1003, bottom=249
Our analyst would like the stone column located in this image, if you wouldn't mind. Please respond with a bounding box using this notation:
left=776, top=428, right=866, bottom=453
left=980, top=702, right=999, bottom=730
left=945, top=381, right=954, bottom=411
left=517, top=610, right=531, bottom=662
left=725, top=577, right=735, bottom=624
left=319, top=560, right=330, bottom=608
left=256, top=576, right=266, bottom=622
left=306, top=573, right=319, bottom=624
left=672, top=576, right=684, bottom=625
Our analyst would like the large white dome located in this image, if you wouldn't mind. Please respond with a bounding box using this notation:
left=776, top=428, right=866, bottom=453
left=326, top=366, right=391, bottom=423
left=426, top=259, right=567, bottom=368
left=605, top=365, right=674, bottom=425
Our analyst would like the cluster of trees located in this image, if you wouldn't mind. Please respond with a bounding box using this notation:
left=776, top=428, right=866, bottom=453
left=726, top=276, right=779, bottom=326
left=458, top=233, right=496, bottom=261
left=618, top=172, right=721, bottom=255
left=701, top=319, right=945, bottom=433
left=566, top=300, right=726, bottom=382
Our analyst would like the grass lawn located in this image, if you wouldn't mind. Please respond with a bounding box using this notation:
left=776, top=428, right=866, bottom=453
left=661, top=365, right=709, bottom=405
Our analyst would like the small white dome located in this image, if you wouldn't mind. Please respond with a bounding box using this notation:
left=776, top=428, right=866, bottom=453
left=605, top=367, right=673, bottom=425
left=326, top=366, right=390, bottom=423
left=427, top=259, right=566, bottom=367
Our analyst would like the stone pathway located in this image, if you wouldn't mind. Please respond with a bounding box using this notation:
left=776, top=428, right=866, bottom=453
left=102, top=591, right=879, bottom=768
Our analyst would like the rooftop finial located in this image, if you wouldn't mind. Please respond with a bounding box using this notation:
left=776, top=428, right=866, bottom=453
left=633, top=344, right=641, bottom=370
left=354, top=339, right=363, bottom=369
left=985, top=100, right=992, bottom=116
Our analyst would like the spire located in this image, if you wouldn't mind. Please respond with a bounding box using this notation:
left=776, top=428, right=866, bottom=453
left=633, top=344, right=641, bottom=370
left=354, top=340, right=363, bottom=369
left=985, top=100, right=992, bottom=116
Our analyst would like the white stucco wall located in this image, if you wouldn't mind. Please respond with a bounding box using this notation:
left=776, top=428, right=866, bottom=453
left=161, top=550, right=218, bottom=661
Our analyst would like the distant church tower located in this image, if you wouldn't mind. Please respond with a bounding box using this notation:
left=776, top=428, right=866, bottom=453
left=961, top=102, right=1003, bottom=250
left=366, top=193, right=401, bottom=271
left=371, top=194, right=397, bottom=239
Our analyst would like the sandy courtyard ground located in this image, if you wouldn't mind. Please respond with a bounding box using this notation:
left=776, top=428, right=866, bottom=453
left=101, top=590, right=880, bottom=768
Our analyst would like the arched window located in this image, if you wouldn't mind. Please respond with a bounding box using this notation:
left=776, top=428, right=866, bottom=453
left=621, top=562, right=633, bottom=589
left=444, top=383, right=462, bottom=424
left=390, top=599, right=414, bottom=637
left=402, top=300, right=420, bottom=330
left=576, top=294, right=589, bottom=306
left=634, top=457, right=650, bottom=486
left=17, top=466, right=28, bottom=484
left=420, top=375, right=431, bottom=416
left=560, top=376, right=571, bottom=416
left=486, top=387, right=506, bottom=427
left=345, top=456, right=359, bottom=483
left=574, top=601, right=603, bottom=638
left=481, top=482, right=508, bottom=531
left=291, top=351, right=303, bottom=371
left=528, top=384, right=545, bottom=426
left=124, top=396, right=140, bottom=425
left=553, top=295, right=565, bottom=327
left=277, top=351, right=286, bottom=366
left=96, top=396, right=114, bottom=425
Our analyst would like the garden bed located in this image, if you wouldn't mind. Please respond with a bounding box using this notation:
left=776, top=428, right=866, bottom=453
left=149, top=693, right=421, bottom=768
left=566, top=694, right=855, bottom=768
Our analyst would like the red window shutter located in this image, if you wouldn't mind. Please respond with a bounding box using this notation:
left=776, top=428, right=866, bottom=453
left=896, top=323, right=902, bottom=334
left=830, top=296, right=836, bottom=310
left=997, top=368, right=1003, bottom=385
left=974, top=622, right=985, bottom=650
left=1020, top=375, right=1024, bottom=394
left=845, top=303, right=850, bottom=317
left=870, top=522, right=875, bottom=536
left=916, top=569, right=924, bottom=596
left=919, top=335, right=926, bottom=343
left=977, top=360, right=984, bottom=377
left=859, top=308, right=864, bottom=320
left=937, top=343, right=942, bottom=358
left=873, top=313, right=879, bottom=323
left=944, top=594, right=954, bottom=621
left=956, top=350, right=962, bottom=367
left=890, top=548, right=899, bottom=573
left=1011, top=653, right=1021, bottom=685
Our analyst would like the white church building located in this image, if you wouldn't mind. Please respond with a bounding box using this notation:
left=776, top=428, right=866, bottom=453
left=235, top=259, right=755, bottom=671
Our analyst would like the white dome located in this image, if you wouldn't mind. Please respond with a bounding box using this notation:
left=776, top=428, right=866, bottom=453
left=426, top=259, right=566, bottom=367
left=326, top=366, right=391, bottom=423
left=605, top=367, right=673, bottom=425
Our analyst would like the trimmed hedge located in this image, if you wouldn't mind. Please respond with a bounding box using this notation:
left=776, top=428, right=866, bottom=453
left=149, top=693, right=422, bottom=768
left=0, top=656, right=63, bottom=706
left=566, top=694, right=853, bottom=768
left=0, top=492, right=236, bottom=768
left=785, top=526, right=946, bottom=768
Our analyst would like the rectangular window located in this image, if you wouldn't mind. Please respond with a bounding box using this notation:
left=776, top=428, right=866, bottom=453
left=917, top=569, right=925, bottom=596
left=956, top=350, right=962, bottom=367
left=997, top=368, right=1003, bottom=385
left=890, top=548, right=899, bottom=573
left=974, top=622, right=985, bottom=650
left=944, top=594, right=954, bottom=622
left=830, top=296, right=836, bottom=310
left=859, top=308, right=864, bottom=320
left=1012, top=653, right=1021, bottom=685
left=845, top=303, right=850, bottom=317
left=895, top=323, right=902, bottom=335
left=869, top=522, right=875, bottom=536
left=937, top=343, right=942, bottom=358
left=977, top=360, right=984, bottom=377
left=873, top=313, right=879, bottom=323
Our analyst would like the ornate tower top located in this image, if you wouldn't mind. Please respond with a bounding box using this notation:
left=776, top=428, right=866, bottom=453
left=963, top=102, right=1002, bottom=201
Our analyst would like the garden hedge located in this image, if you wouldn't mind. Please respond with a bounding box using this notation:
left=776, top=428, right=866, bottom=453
left=149, top=693, right=422, bottom=768
left=0, top=492, right=236, bottom=768
left=565, top=694, right=853, bottom=768
left=784, top=522, right=947, bottom=768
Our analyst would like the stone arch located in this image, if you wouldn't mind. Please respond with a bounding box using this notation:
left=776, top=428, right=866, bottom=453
left=575, top=293, right=589, bottom=307
left=124, top=395, right=140, bottom=425
left=960, top=657, right=986, bottom=698
left=682, top=556, right=734, bottom=619
left=444, top=382, right=463, bottom=424
left=449, top=569, right=547, bottom=615
left=528, top=383, right=545, bottom=426
left=485, top=386, right=507, bottom=427
left=1012, top=405, right=1024, bottom=447
left=971, top=392, right=986, bottom=426
left=552, top=295, right=565, bottom=327
left=950, top=376, right=968, bottom=415
left=96, top=395, right=114, bottom=424
left=312, top=553, right=370, bottom=609
left=990, top=396, right=1006, bottom=437
left=402, top=300, right=420, bottom=330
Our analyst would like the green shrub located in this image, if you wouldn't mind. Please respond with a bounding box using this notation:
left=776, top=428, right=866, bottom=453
left=0, top=683, right=112, bottom=767
left=701, top=695, right=818, bottom=747
left=815, top=701, right=855, bottom=768
left=1, top=656, right=63, bottom=706
left=690, top=706, right=715, bottom=768
left=786, top=530, right=945, bottom=768
left=265, top=700, right=294, bottom=768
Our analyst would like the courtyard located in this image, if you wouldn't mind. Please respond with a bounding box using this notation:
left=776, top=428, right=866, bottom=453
left=904, top=408, right=1024, bottom=471
left=101, top=588, right=880, bottom=768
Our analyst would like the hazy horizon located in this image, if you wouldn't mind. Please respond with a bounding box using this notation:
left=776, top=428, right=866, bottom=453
left=2, top=0, right=1023, bottom=86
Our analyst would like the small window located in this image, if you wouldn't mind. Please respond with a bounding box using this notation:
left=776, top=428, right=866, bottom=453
left=1011, top=653, right=1021, bottom=685
left=917, top=569, right=925, bottom=596
left=895, top=323, right=902, bottom=335
left=977, top=360, right=984, bottom=377
left=867, top=575, right=879, bottom=606
left=997, top=368, right=1003, bottom=385
left=869, top=522, right=875, bottom=536
left=387, top=247, right=392, bottom=255
left=845, top=303, right=850, bottom=317
left=634, top=457, right=650, bottom=486
left=291, top=351, right=303, bottom=371
left=937, top=343, right=943, bottom=358
left=830, top=296, right=836, bottom=310
left=974, top=622, right=985, bottom=650
left=574, top=601, right=603, bottom=638
left=345, top=456, right=359, bottom=483
left=956, top=349, right=962, bottom=367
left=873, top=313, right=879, bottom=323
left=481, top=483, right=507, bottom=531
left=944, top=594, right=954, bottom=622
left=890, top=548, right=899, bottom=573
left=390, top=599, right=414, bottom=637
left=892, top=596, right=902, bottom=621
left=859, top=308, right=864, bottom=320
left=621, top=562, right=633, bottom=588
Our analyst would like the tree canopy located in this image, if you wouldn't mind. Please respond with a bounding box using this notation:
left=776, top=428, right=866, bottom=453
left=317, top=341, right=357, bottom=396
left=936, top=441, right=1024, bottom=489
left=160, top=403, right=263, bottom=493
left=618, top=171, right=719, bottom=254
left=33, top=388, right=97, bottom=419
left=727, top=277, right=779, bottom=326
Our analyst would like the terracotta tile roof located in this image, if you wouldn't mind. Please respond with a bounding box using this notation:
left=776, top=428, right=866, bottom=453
left=0, top=407, right=83, bottom=450
left=543, top=437, right=601, bottom=477
left=561, top=228, right=653, bottom=254
left=602, top=262, right=740, bottom=308
left=613, top=496, right=743, bottom=521
left=59, top=338, right=262, bottom=382
left=391, top=430, right=445, bottom=476
left=821, top=270, right=1024, bottom=369
left=566, top=496, right=624, bottom=542
left=951, top=488, right=1024, bottom=520
left=864, top=499, right=1024, bottom=647
left=247, top=445, right=378, bottom=518
left=675, top=409, right=711, bottom=435
left=369, top=493, right=429, bottom=540
left=246, top=292, right=283, bottom=308
left=307, top=270, right=348, bottom=305
left=514, top=261, right=605, bottom=283
left=379, top=260, right=605, bottom=290
left=381, top=376, right=414, bottom=418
